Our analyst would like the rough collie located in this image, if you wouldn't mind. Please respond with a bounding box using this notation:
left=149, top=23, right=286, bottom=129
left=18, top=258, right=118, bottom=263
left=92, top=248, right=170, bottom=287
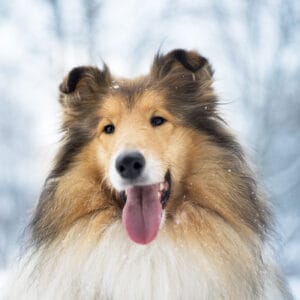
left=4, top=49, right=291, bottom=299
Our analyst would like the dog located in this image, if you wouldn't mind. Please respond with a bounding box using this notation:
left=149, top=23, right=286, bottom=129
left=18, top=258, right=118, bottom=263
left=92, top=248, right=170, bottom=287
left=4, top=49, right=291, bottom=299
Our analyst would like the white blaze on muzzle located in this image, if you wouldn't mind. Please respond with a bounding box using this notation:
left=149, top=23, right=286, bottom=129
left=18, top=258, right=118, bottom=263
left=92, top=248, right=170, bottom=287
left=107, top=149, right=170, bottom=244
left=108, top=150, right=163, bottom=192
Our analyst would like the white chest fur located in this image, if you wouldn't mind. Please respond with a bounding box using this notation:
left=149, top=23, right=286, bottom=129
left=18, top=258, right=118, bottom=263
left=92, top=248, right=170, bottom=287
left=4, top=221, right=287, bottom=300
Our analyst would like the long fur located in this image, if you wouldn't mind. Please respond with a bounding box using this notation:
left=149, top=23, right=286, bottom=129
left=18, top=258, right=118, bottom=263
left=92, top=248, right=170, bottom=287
left=4, top=49, right=291, bottom=300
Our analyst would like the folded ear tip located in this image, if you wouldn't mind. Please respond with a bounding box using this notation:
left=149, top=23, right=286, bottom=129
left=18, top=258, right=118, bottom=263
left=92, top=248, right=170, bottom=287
left=171, top=49, right=208, bottom=72
left=58, top=67, right=82, bottom=94
left=59, top=81, right=68, bottom=94
left=59, top=76, right=68, bottom=94
left=152, top=48, right=212, bottom=78
left=67, top=67, right=87, bottom=94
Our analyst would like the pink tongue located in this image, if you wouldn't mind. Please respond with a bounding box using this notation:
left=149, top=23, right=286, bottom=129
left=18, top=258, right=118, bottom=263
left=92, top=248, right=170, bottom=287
left=122, top=184, right=162, bottom=245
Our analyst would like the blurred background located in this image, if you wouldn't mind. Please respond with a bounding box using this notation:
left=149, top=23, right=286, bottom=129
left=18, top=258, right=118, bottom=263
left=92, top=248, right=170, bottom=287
left=0, top=0, right=299, bottom=297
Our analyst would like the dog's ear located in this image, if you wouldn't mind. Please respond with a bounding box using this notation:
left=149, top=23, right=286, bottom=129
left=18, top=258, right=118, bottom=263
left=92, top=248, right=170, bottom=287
left=59, top=65, right=111, bottom=119
left=151, top=49, right=213, bottom=80
left=150, top=49, right=216, bottom=109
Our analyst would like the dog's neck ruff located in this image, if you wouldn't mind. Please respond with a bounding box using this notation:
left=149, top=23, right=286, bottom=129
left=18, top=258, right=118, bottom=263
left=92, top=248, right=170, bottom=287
left=5, top=221, right=287, bottom=300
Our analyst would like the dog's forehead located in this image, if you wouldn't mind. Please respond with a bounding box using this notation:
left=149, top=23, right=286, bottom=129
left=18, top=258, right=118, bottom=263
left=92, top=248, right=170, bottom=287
left=99, top=78, right=167, bottom=115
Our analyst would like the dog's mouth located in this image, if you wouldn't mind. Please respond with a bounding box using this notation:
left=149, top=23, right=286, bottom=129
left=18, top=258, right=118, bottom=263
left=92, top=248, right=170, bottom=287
left=120, top=171, right=171, bottom=245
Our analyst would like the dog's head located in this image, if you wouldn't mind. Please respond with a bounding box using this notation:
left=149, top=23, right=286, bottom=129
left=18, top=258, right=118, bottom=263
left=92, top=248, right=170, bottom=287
left=32, top=49, right=266, bottom=247
left=57, top=50, right=214, bottom=244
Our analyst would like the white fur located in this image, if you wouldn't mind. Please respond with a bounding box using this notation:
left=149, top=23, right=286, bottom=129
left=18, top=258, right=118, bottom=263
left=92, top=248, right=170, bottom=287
left=108, top=149, right=164, bottom=191
left=4, top=221, right=290, bottom=300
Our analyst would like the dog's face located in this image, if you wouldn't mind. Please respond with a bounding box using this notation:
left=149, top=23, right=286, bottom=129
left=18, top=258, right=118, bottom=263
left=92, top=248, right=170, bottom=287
left=55, top=49, right=216, bottom=245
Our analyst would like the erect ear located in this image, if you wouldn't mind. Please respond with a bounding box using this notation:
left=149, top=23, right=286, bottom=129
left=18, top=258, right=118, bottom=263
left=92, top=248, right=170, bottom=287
left=151, top=48, right=213, bottom=80
left=59, top=65, right=111, bottom=118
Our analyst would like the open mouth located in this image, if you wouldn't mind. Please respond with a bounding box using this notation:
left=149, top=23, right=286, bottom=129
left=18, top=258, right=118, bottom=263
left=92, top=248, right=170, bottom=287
left=120, top=171, right=171, bottom=245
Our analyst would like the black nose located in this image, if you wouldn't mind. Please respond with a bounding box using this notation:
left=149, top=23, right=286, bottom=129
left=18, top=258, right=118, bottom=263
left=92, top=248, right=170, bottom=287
left=116, top=152, right=145, bottom=180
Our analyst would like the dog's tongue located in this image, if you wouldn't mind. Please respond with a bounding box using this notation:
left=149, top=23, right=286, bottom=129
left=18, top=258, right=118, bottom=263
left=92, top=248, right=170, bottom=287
left=122, top=184, right=162, bottom=245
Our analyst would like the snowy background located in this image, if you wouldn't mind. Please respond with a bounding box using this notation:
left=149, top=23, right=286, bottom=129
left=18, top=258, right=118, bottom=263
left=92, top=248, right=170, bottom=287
left=0, top=0, right=299, bottom=297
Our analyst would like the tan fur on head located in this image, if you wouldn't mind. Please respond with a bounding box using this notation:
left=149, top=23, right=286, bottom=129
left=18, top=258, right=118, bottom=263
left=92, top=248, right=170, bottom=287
left=6, top=49, right=291, bottom=300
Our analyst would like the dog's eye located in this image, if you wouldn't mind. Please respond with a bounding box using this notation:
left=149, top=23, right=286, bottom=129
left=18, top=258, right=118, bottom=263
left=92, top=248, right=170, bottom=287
left=103, top=124, right=115, bottom=134
left=150, top=116, right=166, bottom=127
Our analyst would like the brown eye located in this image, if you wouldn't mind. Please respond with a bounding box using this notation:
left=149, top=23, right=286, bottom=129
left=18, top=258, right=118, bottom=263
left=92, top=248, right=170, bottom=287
left=150, top=116, right=166, bottom=127
left=103, top=124, right=115, bottom=134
